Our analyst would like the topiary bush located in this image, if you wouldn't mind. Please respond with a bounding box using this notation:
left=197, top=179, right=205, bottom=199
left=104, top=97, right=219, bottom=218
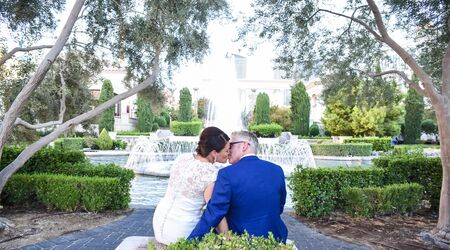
left=248, top=123, right=283, bottom=137
left=170, top=121, right=202, bottom=136
left=98, top=79, right=115, bottom=132
left=97, top=128, right=113, bottom=150
left=342, top=183, right=424, bottom=217
left=136, top=96, right=154, bottom=132
left=288, top=166, right=385, bottom=217
left=310, top=143, right=372, bottom=156
left=309, top=123, right=320, bottom=137
left=179, top=87, right=193, bottom=122
left=255, top=92, right=271, bottom=124
left=152, top=123, right=160, bottom=132
left=155, top=116, right=167, bottom=128
left=270, top=106, right=292, bottom=131
left=290, top=81, right=310, bottom=136
left=54, top=138, right=85, bottom=151
left=421, top=119, right=437, bottom=134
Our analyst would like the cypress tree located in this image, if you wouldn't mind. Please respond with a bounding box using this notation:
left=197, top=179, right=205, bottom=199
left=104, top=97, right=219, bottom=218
left=404, top=88, right=424, bottom=144
left=179, top=87, right=192, bottom=122
left=290, top=81, right=310, bottom=136
left=98, top=79, right=115, bottom=132
left=136, top=95, right=154, bottom=132
left=255, top=92, right=271, bottom=124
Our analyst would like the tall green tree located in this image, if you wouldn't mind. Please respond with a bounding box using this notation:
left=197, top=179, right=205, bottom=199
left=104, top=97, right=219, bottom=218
left=255, top=92, right=271, bottom=124
left=404, top=88, right=424, bottom=144
left=243, top=0, right=450, bottom=240
left=290, top=81, right=310, bottom=136
left=179, top=87, right=192, bottom=122
left=0, top=0, right=229, bottom=199
left=98, top=80, right=115, bottom=132
left=136, top=95, right=154, bottom=132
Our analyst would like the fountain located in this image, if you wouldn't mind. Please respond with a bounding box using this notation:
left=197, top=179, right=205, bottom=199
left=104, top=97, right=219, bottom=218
left=125, top=135, right=315, bottom=177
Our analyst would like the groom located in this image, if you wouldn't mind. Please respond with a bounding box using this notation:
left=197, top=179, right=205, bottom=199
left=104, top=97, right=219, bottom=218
left=188, top=131, right=288, bottom=243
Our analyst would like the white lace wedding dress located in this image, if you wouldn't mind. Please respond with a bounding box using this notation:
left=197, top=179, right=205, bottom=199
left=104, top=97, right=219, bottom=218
left=153, top=153, right=221, bottom=245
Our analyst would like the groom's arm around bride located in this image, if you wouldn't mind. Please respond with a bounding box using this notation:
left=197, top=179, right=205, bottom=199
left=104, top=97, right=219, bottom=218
left=187, top=131, right=288, bottom=243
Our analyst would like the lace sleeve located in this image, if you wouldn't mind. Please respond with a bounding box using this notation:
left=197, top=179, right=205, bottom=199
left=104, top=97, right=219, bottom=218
left=200, top=165, right=220, bottom=185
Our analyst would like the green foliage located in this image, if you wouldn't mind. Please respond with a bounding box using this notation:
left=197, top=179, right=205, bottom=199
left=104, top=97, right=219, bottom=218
left=421, top=119, right=437, bottom=134
left=98, top=80, right=115, bottom=132
left=154, top=231, right=295, bottom=249
left=350, top=106, right=387, bottom=136
left=404, top=88, right=424, bottom=144
left=290, top=81, right=310, bottom=136
left=0, top=146, right=87, bottom=172
left=288, top=166, right=385, bottom=217
left=344, top=137, right=392, bottom=152
left=393, top=144, right=440, bottom=155
left=197, top=97, right=208, bottom=120
left=3, top=173, right=126, bottom=212
left=373, top=154, right=442, bottom=209
left=310, top=143, right=372, bottom=156
left=170, top=121, right=202, bottom=136
left=342, top=183, right=424, bottom=217
left=321, top=100, right=353, bottom=136
left=53, top=138, right=85, bottom=151
left=248, top=123, right=283, bottom=138
left=179, top=87, right=193, bottom=122
left=97, top=128, right=113, bottom=150
left=112, top=139, right=127, bottom=150
left=155, top=116, right=168, bottom=128
left=309, top=123, right=320, bottom=137
left=152, top=123, right=160, bottom=132
left=136, top=96, right=154, bottom=132
left=255, top=93, right=271, bottom=124
left=270, top=106, right=292, bottom=131
left=116, top=131, right=150, bottom=136
left=160, top=110, right=171, bottom=126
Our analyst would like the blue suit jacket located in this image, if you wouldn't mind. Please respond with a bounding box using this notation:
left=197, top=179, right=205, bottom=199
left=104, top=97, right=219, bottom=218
left=187, top=155, right=288, bottom=243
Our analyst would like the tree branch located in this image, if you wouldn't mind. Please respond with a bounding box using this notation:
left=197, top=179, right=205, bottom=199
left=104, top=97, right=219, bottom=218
left=0, top=50, right=161, bottom=194
left=0, top=0, right=86, bottom=159
left=0, top=45, right=53, bottom=66
left=368, top=70, right=427, bottom=96
left=338, top=5, right=368, bottom=41
left=317, top=8, right=382, bottom=41
left=365, top=0, right=441, bottom=104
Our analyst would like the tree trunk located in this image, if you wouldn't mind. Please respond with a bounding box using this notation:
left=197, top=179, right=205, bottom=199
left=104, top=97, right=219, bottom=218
left=435, top=104, right=450, bottom=241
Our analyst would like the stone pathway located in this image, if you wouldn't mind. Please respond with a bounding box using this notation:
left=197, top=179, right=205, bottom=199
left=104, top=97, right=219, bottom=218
left=16, top=208, right=370, bottom=250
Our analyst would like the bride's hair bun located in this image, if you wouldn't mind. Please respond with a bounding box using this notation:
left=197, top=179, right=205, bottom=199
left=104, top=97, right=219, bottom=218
left=196, top=127, right=230, bottom=157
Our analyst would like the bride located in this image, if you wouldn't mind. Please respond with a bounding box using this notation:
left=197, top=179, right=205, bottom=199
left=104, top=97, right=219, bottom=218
left=152, top=127, right=230, bottom=245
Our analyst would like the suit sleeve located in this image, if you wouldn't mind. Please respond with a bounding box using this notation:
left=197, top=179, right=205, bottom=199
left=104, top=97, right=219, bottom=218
left=280, top=172, right=286, bottom=214
left=188, top=169, right=232, bottom=240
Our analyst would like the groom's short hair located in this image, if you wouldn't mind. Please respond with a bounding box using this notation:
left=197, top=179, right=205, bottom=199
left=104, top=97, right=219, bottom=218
left=232, top=131, right=259, bottom=153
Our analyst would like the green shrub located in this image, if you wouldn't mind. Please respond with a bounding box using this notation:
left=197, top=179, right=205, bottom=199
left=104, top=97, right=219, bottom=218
left=97, top=128, right=113, bottom=150
left=155, top=116, right=167, bottom=128
left=160, top=110, right=171, bottom=126
left=288, top=166, right=385, bottom=217
left=116, top=131, right=151, bottom=136
left=342, top=183, right=424, bottom=217
left=54, top=138, right=85, bottom=151
left=404, top=88, right=424, bottom=144
left=170, top=121, right=202, bottom=136
left=248, top=123, right=283, bottom=138
left=344, top=137, right=392, bottom=152
left=290, top=81, right=310, bottom=136
left=310, top=143, right=372, bottom=156
left=1, top=174, right=37, bottom=206
left=309, top=123, right=320, bottom=137
left=270, top=106, right=292, bottom=131
left=179, top=87, right=193, bottom=122
left=113, top=139, right=127, bottom=150
left=98, top=79, right=115, bottom=132
left=154, top=231, right=295, bottom=250
left=136, top=96, right=154, bottom=132
left=0, top=146, right=87, bottom=172
left=152, top=123, right=160, bottom=132
left=421, top=119, right=437, bottom=134
left=299, top=136, right=332, bottom=140
left=255, top=93, right=271, bottom=124
left=80, top=177, right=121, bottom=212
left=373, top=154, right=441, bottom=209
left=35, top=174, right=82, bottom=211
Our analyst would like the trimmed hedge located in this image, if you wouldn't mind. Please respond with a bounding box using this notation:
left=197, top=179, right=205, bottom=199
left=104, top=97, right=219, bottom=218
left=373, top=154, right=441, bottom=210
left=393, top=144, right=440, bottom=155
left=343, top=137, right=392, bottom=152
left=288, top=166, right=385, bottom=217
left=158, top=231, right=295, bottom=249
left=170, top=121, right=202, bottom=136
left=3, top=173, right=125, bottom=212
left=54, top=138, right=85, bottom=151
left=248, top=123, right=283, bottom=138
left=342, top=183, right=424, bottom=217
left=116, top=131, right=151, bottom=136
left=0, top=146, right=87, bottom=172
left=310, top=143, right=372, bottom=156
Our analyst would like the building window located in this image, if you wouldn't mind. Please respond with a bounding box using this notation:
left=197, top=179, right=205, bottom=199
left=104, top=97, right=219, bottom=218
left=114, top=101, right=121, bottom=117
left=234, top=55, right=247, bottom=79
left=283, top=89, right=291, bottom=106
